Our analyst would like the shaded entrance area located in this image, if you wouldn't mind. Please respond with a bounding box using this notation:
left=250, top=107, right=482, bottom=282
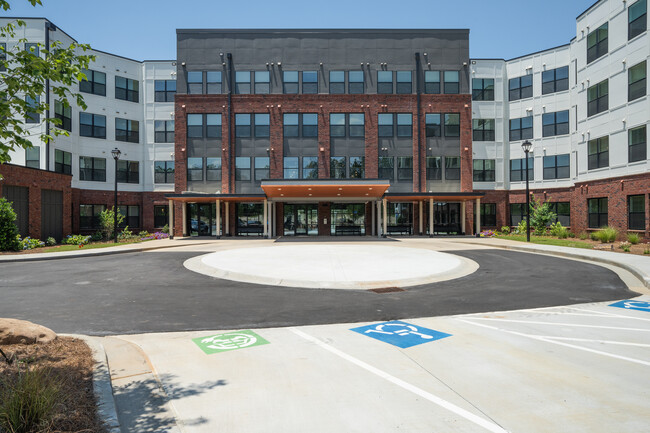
left=284, top=204, right=318, bottom=236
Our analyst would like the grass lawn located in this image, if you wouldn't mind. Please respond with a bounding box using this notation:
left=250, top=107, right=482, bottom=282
left=41, top=239, right=151, bottom=253
left=496, top=234, right=594, bottom=249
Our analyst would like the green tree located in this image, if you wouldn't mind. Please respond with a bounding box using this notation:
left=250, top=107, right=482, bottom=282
left=0, top=197, right=20, bottom=251
left=0, top=0, right=95, bottom=170
left=529, top=195, right=557, bottom=235
left=99, top=207, right=124, bottom=240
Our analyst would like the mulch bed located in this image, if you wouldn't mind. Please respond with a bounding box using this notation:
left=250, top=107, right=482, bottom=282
left=0, top=337, right=107, bottom=433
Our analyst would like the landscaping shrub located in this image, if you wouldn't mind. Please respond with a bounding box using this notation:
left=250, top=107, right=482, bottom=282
left=515, top=220, right=528, bottom=235
left=594, top=226, right=618, bottom=243
left=63, top=234, right=91, bottom=245
left=549, top=222, right=569, bottom=239
left=91, top=231, right=103, bottom=242
left=568, top=232, right=576, bottom=238
left=45, top=236, right=56, bottom=246
left=18, top=236, right=45, bottom=250
left=138, top=231, right=149, bottom=238
left=627, top=233, right=641, bottom=244
left=590, top=232, right=599, bottom=241
left=578, top=232, right=588, bottom=240
left=644, top=244, right=650, bottom=255
left=117, top=226, right=134, bottom=241
left=99, top=207, right=124, bottom=240
left=162, top=224, right=169, bottom=234
left=619, top=242, right=631, bottom=252
left=0, top=197, right=20, bottom=252
left=500, top=226, right=510, bottom=234
left=529, top=195, right=556, bottom=236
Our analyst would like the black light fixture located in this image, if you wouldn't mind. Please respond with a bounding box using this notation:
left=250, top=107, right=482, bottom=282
left=111, top=148, right=121, bottom=243
left=521, top=140, right=532, bottom=242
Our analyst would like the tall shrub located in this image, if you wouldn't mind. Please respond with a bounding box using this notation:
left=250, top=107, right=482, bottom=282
left=529, top=195, right=556, bottom=235
left=98, top=207, right=124, bottom=240
left=0, top=197, right=20, bottom=251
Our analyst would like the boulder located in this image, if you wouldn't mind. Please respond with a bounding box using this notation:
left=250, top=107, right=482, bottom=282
left=0, top=318, right=57, bottom=345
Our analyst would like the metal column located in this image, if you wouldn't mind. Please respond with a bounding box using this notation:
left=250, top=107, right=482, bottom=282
left=181, top=203, right=187, bottom=237
left=461, top=201, right=466, bottom=235
left=418, top=201, right=423, bottom=235
left=215, top=199, right=221, bottom=238
left=168, top=200, right=174, bottom=238
left=271, top=202, right=276, bottom=237
left=475, top=198, right=481, bottom=235
left=382, top=199, right=388, bottom=237
left=225, top=202, right=230, bottom=236
left=429, top=198, right=434, bottom=237
left=371, top=201, right=376, bottom=236
left=376, top=200, right=382, bottom=238
left=268, top=201, right=273, bottom=238
left=263, top=199, right=268, bottom=238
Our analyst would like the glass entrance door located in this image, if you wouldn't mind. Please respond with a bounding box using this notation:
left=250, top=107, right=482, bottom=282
left=433, top=202, right=461, bottom=234
left=188, top=203, right=215, bottom=236
left=284, top=204, right=318, bottom=236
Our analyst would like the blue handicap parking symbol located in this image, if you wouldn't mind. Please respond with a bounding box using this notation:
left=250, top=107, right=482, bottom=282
left=350, top=320, right=451, bottom=348
left=609, top=299, right=650, bottom=312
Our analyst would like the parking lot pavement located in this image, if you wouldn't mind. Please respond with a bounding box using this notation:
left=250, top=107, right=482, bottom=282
left=113, top=296, right=650, bottom=433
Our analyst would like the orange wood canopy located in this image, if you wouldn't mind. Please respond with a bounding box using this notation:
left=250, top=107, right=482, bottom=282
left=261, top=179, right=390, bottom=199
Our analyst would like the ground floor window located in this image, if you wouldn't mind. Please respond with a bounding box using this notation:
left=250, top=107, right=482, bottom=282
left=331, top=203, right=365, bottom=235
left=588, top=197, right=608, bottom=228
left=510, top=203, right=526, bottom=226
left=628, top=195, right=646, bottom=231
left=118, top=205, right=140, bottom=229
left=432, top=202, right=461, bottom=234
left=387, top=203, right=412, bottom=235
left=154, top=205, right=169, bottom=229
left=480, top=203, right=496, bottom=227
left=549, top=202, right=570, bottom=227
left=80, top=204, right=106, bottom=230
left=236, top=203, right=263, bottom=236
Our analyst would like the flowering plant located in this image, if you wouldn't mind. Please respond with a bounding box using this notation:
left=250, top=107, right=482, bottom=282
left=479, top=230, right=496, bottom=238
left=17, top=235, right=45, bottom=250
left=141, top=231, right=169, bottom=241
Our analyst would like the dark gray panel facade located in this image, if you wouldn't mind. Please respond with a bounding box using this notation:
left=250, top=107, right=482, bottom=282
left=2, top=185, right=29, bottom=237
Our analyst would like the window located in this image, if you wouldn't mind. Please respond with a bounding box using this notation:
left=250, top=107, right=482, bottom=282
left=510, top=157, right=534, bottom=182
left=254, top=114, right=270, bottom=137
left=79, top=156, right=106, bottom=182
left=117, top=160, right=139, bottom=184
left=303, top=156, right=318, bottom=179
left=284, top=114, right=299, bottom=137
left=628, top=195, right=646, bottom=230
left=425, top=71, right=440, bottom=94
left=542, top=110, right=569, bottom=137
left=206, top=158, right=221, bottom=181
left=377, top=71, right=393, bottom=94
left=397, top=114, right=412, bottom=137
left=54, top=149, right=72, bottom=175
left=187, top=114, right=203, bottom=138
left=54, top=100, right=71, bottom=131
left=481, top=203, right=497, bottom=227
left=378, top=156, right=394, bottom=180
left=349, top=71, right=364, bottom=94
left=302, top=71, right=318, bottom=94
left=187, top=71, right=203, bottom=94
left=25, top=96, right=39, bottom=123
left=155, top=120, right=175, bottom=143
left=587, top=23, right=608, bottom=64
left=118, top=205, right=140, bottom=228
left=235, top=114, right=251, bottom=137
left=206, top=114, right=221, bottom=138
left=444, top=71, right=459, bottom=94
left=628, top=61, right=646, bottom=102
left=588, top=197, right=608, bottom=228
left=543, top=154, right=570, bottom=179
left=472, top=119, right=495, bottom=141
left=115, top=76, right=139, bottom=102
left=25, top=146, right=39, bottom=168
left=254, top=71, right=270, bottom=94
left=0, top=42, right=6, bottom=72
left=509, top=75, right=533, bottom=101
left=154, top=80, right=176, bottom=102
left=154, top=205, right=169, bottom=228
left=284, top=157, right=299, bottom=179
left=509, top=116, right=533, bottom=141
left=154, top=161, right=175, bottom=183
left=187, top=157, right=203, bottom=181
left=24, top=42, right=38, bottom=56
left=349, top=156, right=364, bottom=179
left=444, top=113, right=460, bottom=137
left=207, top=71, right=222, bottom=94
left=588, top=136, right=609, bottom=169
left=629, top=0, right=647, bottom=40
left=115, top=118, right=139, bottom=143
left=235, top=71, right=251, bottom=94
left=426, top=156, right=442, bottom=180
left=79, top=113, right=106, bottom=139
left=330, top=156, right=346, bottom=178
left=330, top=113, right=345, bottom=137
left=472, top=78, right=494, bottom=101
left=629, top=125, right=647, bottom=162
left=379, top=114, right=411, bottom=137
left=510, top=203, right=526, bottom=226
left=283, top=71, right=298, bottom=94
left=80, top=205, right=106, bottom=229
left=473, top=159, right=495, bottom=182
left=330, top=71, right=345, bottom=94
left=302, top=113, right=317, bottom=137
left=349, top=113, right=364, bottom=137
left=542, top=66, right=569, bottom=94
left=397, top=157, right=413, bottom=181
left=378, top=114, right=393, bottom=137
left=549, top=202, right=571, bottom=227
left=254, top=157, right=269, bottom=180
left=396, top=71, right=412, bottom=94
left=235, top=157, right=251, bottom=181
left=425, top=113, right=441, bottom=137
left=445, top=156, right=460, bottom=180
left=587, top=79, right=609, bottom=116
left=80, top=69, right=106, bottom=96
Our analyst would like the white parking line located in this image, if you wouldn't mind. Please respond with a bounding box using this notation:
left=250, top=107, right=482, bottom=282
left=467, top=317, right=650, bottom=332
left=567, top=307, right=650, bottom=322
left=290, top=328, right=510, bottom=433
left=527, top=336, right=650, bottom=348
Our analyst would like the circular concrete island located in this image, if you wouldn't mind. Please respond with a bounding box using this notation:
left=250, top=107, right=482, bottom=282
left=184, top=245, right=478, bottom=290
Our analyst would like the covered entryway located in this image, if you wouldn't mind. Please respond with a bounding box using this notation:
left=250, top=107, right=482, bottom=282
left=283, top=204, right=318, bottom=236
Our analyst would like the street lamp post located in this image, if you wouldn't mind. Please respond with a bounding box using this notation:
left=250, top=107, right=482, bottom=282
left=111, top=148, right=121, bottom=243
left=522, top=140, right=532, bottom=242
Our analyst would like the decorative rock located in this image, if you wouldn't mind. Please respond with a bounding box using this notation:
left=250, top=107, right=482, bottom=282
left=0, top=318, right=57, bottom=345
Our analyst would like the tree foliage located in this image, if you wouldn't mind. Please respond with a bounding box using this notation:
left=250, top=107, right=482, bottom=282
left=529, top=195, right=557, bottom=235
left=99, top=207, right=125, bottom=240
left=0, top=197, right=20, bottom=251
left=0, top=0, right=95, bottom=165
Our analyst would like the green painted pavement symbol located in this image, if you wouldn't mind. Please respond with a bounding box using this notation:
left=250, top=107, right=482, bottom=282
left=193, top=330, right=269, bottom=354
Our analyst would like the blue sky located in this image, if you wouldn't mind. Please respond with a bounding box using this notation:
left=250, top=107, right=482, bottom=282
left=3, top=0, right=597, bottom=61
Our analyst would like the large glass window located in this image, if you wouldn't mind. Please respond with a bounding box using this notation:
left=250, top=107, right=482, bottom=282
left=425, top=113, right=441, bottom=137
left=154, top=161, right=175, bottom=183
left=509, top=116, right=533, bottom=141
left=79, top=68, right=106, bottom=96
left=79, top=156, right=106, bottom=182
left=115, top=76, right=139, bottom=102
left=378, top=156, right=394, bottom=180
left=629, top=0, right=647, bottom=40
left=284, top=157, right=299, bottom=179
left=330, top=71, right=345, bottom=94
left=79, top=113, right=106, bottom=139
left=235, top=71, right=251, bottom=94
left=283, top=71, right=298, bottom=94
left=396, top=71, right=412, bottom=94
left=473, top=159, right=495, bottom=182
left=377, top=71, right=393, bottom=94
left=444, top=113, right=460, bottom=137
left=25, top=96, right=39, bottom=123
left=154, top=205, right=169, bottom=229
left=543, top=154, right=570, bottom=180
left=445, top=156, right=460, bottom=180
left=510, top=157, right=534, bottom=182
left=235, top=157, right=251, bottom=181
left=80, top=204, right=106, bottom=229
left=154, top=80, right=176, bottom=102
left=54, top=100, right=72, bottom=132
left=254, top=157, right=269, bottom=180
left=542, top=66, right=569, bottom=94
left=510, top=203, right=526, bottom=226
left=549, top=202, right=571, bottom=227
left=349, top=71, right=364, bottom=94
left=587, top=23, right=608, bottom=64
left=481, top=203, right=497, bottom=227
left=206, top=158, right=221, bottom=181
left=330, top=203, right=365, bottom=235
left=426, top=156, right=442, bottom=180
left=378, top=114, right=393, bottom=137
left=303, top=113, right=318, bottom=137
left=254, top=113, right=270, bottom=137
left=588, top=197, right=608, bottom=228
left=117, top=160, right=139, bottom=184
left=628, top=60, right=646, bottom=102
left=588, top=79, right=609, bottom=116
left=25, top=146, right=39, bottom=168
left=254, top=71, right=270, bottom=94
left=472, top=78, right=494, bottom=101
left=629, top=125, right=647, bottom=162
left=588, top=136, right=609, bottom=169
left=330, top=113, right=345, bottom=137
left=472, top=119, right=495, bottom=141
left=303, top=156, right=318, bottom=179
left=542, top=110, right=569, bottom=137
left=187, top=157, right=203, bottom=181
left=206, top=114, right=221, bottom=138
left=397, top=157, right=413, bottom=181
left=397, top=114, right=412, bottom=137
left=349, top=113, right=364, bottom=137
left=302, top=71, right=318, bottom=94
left=235, top=114, right=251, bottom=138
left=187, top=114, right=203, bottom=138
left=115, top=118, right=139, bottom=143
left=330, top=156, right=346, bottom=179
left=54, top=149, right=72, bottom=175
left=424, top=71, right=440, bottom=94
left=207, top=71, right=221, bottom=94
left=187, top=71, right=203, bottom=94
left=628, top=195, right=646, bottom=230
left=284, top=113, right=299, bottom=137
left=444, top=71, right=459, bottom=94
left=349, top=156, right=364, bottom=179
left=118, top=205, right=140, bottom=229
left=509, top=75, right=533, bottom=101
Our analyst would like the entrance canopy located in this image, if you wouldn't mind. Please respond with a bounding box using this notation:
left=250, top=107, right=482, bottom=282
left=384, top=192, right=485, bottom=202
left=164, top=193, right=266, bottom=203
left=261, top=179, right=390, bottom=202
